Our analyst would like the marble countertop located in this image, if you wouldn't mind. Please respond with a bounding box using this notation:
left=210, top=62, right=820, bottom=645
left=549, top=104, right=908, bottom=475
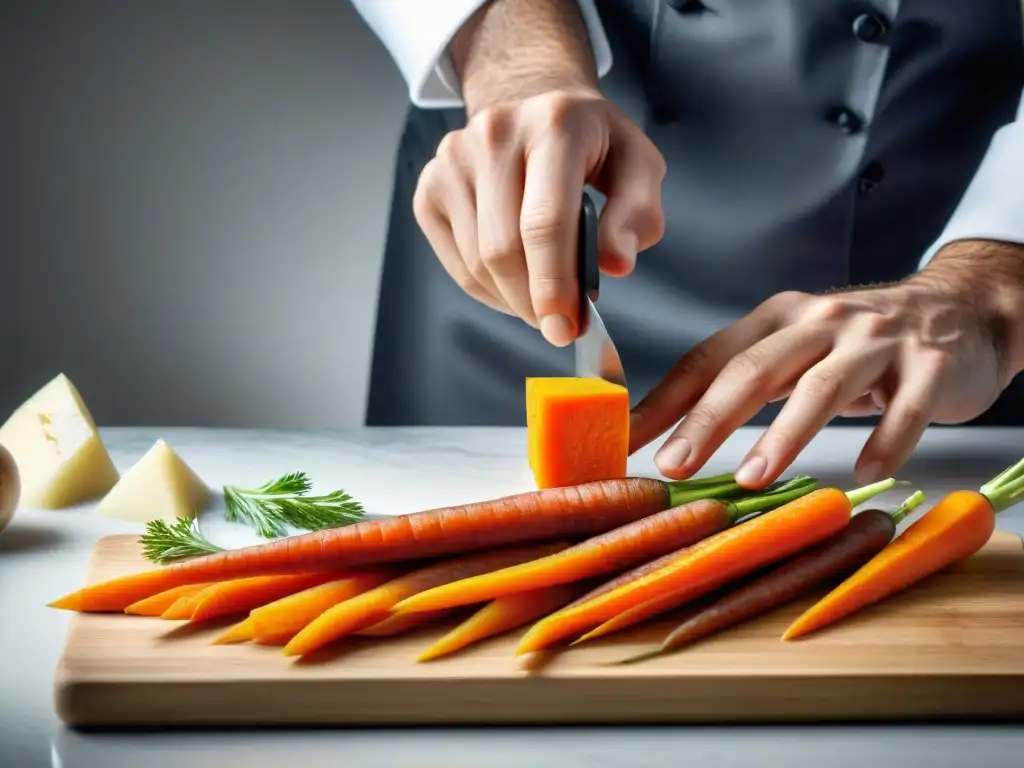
left=4, top=425, right=1024, bottom=768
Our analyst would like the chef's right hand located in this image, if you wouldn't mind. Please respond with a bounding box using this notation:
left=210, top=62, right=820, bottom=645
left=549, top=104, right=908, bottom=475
left=413, top=86, right=667, bottom=347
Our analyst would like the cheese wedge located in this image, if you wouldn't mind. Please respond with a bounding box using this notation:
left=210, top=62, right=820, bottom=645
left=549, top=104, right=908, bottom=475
left=97, top=438, right=211, bottom=523
left=0, top=373, right=120, bottom=508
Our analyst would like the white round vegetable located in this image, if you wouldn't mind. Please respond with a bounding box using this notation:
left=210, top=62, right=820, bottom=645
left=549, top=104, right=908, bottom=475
left=0, top=442, right=20, bottom=533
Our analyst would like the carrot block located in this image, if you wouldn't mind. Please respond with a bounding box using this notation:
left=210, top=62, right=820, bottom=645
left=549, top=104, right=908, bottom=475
left=782, top=458, right=1024, bottom=640
left=124, top=582, right=214, bottom=617
left=212, top=617, right=256, bottom=645
left=355, top=608, right=458, bottom=637
left=525, top=377, right=629, bottom=489
left=188, top=572, right=346, bottom=624
left=249, top=570, right=398, bottom=645
left=418, top=582, right=589, bottom=662
left=283, top=540, right=572, bottom=657
left=162, top=583, right=219, bottom=620
left=393, top=477, right=815, bottom=614
left=515, top=479, right=897, bottom=654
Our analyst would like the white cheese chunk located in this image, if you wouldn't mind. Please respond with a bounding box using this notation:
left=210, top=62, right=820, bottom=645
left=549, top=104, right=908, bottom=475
left=97, top=438, right=211, bottom=523
left=0, top=373, right=120, bottom=509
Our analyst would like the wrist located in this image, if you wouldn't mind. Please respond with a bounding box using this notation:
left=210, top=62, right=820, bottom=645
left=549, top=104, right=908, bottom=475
left=452, top=0, right=600, bottom=116
left=915, top=239, right=1024, bottom=380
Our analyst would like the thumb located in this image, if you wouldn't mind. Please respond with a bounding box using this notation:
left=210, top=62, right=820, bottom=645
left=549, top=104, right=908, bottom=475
left=596, top=142, right=666, bottom=277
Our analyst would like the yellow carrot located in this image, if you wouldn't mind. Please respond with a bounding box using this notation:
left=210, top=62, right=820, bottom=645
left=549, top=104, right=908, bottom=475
left=212, top=617, right=256, bottom=645
left=124, top=583, right=214, bottom=617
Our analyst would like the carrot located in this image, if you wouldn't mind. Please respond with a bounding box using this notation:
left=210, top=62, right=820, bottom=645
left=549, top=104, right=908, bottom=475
left=620, top=491, right=926, bottom=662
left=355, top=608, right=460, bottom=637
left=417, top=582, right=591, bottom=662
left=123, top=582, right=214, bottom=617
left=782, top=458, right=1024, bottom=640
left=162, top=583, right=219, bottom=620
left=211, top=617, right=256, bottom=645
left=283, top=540, right=572, bottom=657
left=48, top=474, right=743, bottom=613
left=515, top=478, right=898, bottom=655
left=249, top=570, right=398, bottom=645
left=392, top=476, right=818, bottom=615
left=188, top=572, right=347, bottom=624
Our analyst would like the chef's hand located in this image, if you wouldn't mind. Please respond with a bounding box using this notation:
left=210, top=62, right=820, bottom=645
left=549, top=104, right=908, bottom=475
left=412, top=0, right=666, bottom=347
left=629, top=240, right=1024, bottom=489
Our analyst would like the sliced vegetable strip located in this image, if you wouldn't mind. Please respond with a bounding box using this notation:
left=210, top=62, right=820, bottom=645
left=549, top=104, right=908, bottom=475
left=417, top=582, right=590, bottom=662
left=124, top=583, right=214, bottom=617
left=620, top=491, right=926, bottom=662
left=162, top=584, right=219, bottom=620
left=394, top=477, right=816, bottom=614
left=515, top=478, right=897, bottom=655
left=212, top=617, right=256, bottom=645
left=49, top=474, right=737, bottom=613
left=283, top=540, right=572, bottom=657
left=783, top=458, right=1024, bottom=640
left=188, top=572, right=347, bottom=624
left=355, top=608, right=459, bottom=637
left=249, top=570, right=398, bottom=645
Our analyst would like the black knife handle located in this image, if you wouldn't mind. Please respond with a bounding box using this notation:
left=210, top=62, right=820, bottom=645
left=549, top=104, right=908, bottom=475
left=578, top=191, right=600, bottom=307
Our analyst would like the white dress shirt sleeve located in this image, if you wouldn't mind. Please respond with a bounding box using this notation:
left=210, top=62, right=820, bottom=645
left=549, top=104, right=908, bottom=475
left=918, top=87, right=1024, bottom=268
left=350, top=0, right=613, bottom=109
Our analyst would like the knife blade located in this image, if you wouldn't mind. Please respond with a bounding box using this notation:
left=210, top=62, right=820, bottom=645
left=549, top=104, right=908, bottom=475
left=574, top=192, right=628, bottom=390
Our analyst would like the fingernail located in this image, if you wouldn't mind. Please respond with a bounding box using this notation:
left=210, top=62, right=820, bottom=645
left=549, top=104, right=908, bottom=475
left=540, top=314, right=574, bottom=347
left=655, top=438, right=691, bottom=472
left=856, top=460, right=883, bottom=485
left=735, top=456, right=767, bottom=486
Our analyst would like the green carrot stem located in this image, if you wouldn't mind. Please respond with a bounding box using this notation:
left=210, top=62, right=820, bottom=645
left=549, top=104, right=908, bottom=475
left=667, top=481, right=746, bottom=507
left=984, top=473, right=1024, bottom=514
left=727, top=476, right=818, bottom=521
left=674, top=473, right=736, bottom=489
left=979, top=458, right=1024, bottom=496
left=889, top=490, right=926, bottom=524
left=844, top=477, right=898, bottom=508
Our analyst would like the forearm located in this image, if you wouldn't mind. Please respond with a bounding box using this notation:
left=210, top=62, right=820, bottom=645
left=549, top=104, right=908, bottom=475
left=452, top=0, right=600, bottom=115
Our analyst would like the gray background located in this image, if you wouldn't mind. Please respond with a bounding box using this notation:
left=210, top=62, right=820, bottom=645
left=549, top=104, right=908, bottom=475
left=0, top=0, right=407, bottom=429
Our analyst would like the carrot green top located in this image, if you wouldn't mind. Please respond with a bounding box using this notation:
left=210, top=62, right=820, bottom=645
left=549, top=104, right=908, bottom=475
left=979, top=457, right=1024, bottom=514
left=889, top=490, right=926, bottom=525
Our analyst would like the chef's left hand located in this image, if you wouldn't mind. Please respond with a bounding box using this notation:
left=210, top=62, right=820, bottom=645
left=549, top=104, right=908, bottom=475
left=628, top=240, right=1024, bottom=489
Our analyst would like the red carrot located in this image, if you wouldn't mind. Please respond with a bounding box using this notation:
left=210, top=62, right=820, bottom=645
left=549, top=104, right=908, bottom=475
left=48, top=474, right=742, bottom=613
left=393, top=477, right=817, bottom=614
left=620, top=491, right=926, bottom=662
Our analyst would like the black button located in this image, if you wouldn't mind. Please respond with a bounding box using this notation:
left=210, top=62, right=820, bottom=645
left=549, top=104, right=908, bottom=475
left=649, top=103, right=676, bottom=125
left=858, top=161, right=885, bottom=194
left=825, top=105, right=865, bottom=135
left=665, top=0, right=706, bottom=11
left=852, top=13, right=889, bottom=43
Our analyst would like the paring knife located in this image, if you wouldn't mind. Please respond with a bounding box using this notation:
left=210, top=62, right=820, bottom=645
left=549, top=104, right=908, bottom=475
left=574, top=192, right=628, bottom=390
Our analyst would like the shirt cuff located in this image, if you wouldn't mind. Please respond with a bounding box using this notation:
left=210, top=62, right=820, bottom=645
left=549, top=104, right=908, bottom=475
left=351, top=0, right=613, bottom=109
left=918, top=87, right=1024, bottom=269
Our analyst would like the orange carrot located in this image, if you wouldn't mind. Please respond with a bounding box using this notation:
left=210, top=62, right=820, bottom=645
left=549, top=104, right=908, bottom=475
left=249, top=570, right=398, bottom=645
left=355, top=608, right=459, bottom=637
left=417, top=582, right=591, bottom=662
left=124, top=582, right=214, bottom=617
left=162, top=583, right=219, bottom=620
left=515, top=478, right=897, bottom=655
left=526, top=377, right=630, bottom=488
left=782, top=458, right=1024, bottom=640
left=188, top=572, right=347, bottom=624
left=393, top=477, right=815, bottom=614
left=212, top=617, right=256, bottom=645
left=283, top=541, right=572, bottom=657
left=49, top=474, right=739, bottom=613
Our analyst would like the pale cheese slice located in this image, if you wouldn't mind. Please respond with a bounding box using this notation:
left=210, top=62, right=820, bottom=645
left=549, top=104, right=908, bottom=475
left=97, top=438, right=211, bottom=523
left=0, top=373, right=120, bottom=508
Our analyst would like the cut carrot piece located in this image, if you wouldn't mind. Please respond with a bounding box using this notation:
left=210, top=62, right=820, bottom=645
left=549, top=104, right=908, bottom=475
left=124, top=582, right=213, bottom=617
left=394, top=477, right=815, bottom=614
left=283, top=540, right=572, bottom=657
left=525, top=377, right=630, bottom=489
left=515, top=479, right=897, bottom=654
left=162, top=583, right=219, bottom=620
left=782, top=459, right=1024, bottom=640
left=355, top=608, right=458, bottom=637
left=249, top=570, right=398, bottom=645
left=188, top=572, right=346, bottom=624
left=212, top=617, right=256, bottom=645
left=49, top=474, right=731, bottom=613
left=418, top=582, right=589, bottom=662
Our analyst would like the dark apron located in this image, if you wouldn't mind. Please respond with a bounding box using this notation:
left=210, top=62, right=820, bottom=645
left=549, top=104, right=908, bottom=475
left=366, top=0, right=1024, bottom=427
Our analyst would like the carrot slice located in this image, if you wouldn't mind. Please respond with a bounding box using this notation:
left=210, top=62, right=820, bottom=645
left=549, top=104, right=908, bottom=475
left=162, top=583, right=219, bottom=620
left=394, top=477, right=815, bottom=614
left=417, top=582, right=590, bottom=662
left=782, top=458, right=1024, bottom=640
left=515, top=479, right=897, bottom=654
left=212, top=617, right=256, bottom=645
left=249, top=570, right=399, bottom=645
left=124, top=582, right=214, bottom=617
left=188, top=572, right=347, bottom=624
left=526, top=377, right=630, bottom=488
left=48, top=474, right=735, bottom=613
left=283, top=540, right=573, bottom=657
left=355, top=609, right=458, bottom=637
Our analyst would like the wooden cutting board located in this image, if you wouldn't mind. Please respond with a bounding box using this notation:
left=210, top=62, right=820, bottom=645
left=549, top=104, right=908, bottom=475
left=54, top=532, right=1024, bottom=727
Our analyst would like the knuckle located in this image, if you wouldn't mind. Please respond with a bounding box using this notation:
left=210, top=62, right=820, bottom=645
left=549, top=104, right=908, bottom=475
left=452, top=270, right=479, bottom=295
left=412, top=164, right=441, bottom=225
left=520, top=207, right=567, bottom=248
left=479, top=238, right=522, bottom=271
left=856, top=311, right=897, bottom=338
left=723, top=348, right=772, bottom=389
left=802, top=295, right=849, bottom=324
left=682, top=404, right=723, bottom=435
left=472, top=107, right=513, bottom=149
left=796, top=365, right=844, bottom=402
left=529, top=275, right=574, bottom=305
left=435, top=130, right=463, bottom=162
left=532, top=90, right=580, bottom=132
left=892, top=402, right=930, bottom=433
left=763, top=290, right=808, bottom=316
left=465, top=256, right=491, bottom=284
left=670, top=342, right=714, bottom=380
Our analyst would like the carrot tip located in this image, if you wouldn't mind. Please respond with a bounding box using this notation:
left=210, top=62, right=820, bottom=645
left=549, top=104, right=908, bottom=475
left=48, top=596, right=82, bottom=611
